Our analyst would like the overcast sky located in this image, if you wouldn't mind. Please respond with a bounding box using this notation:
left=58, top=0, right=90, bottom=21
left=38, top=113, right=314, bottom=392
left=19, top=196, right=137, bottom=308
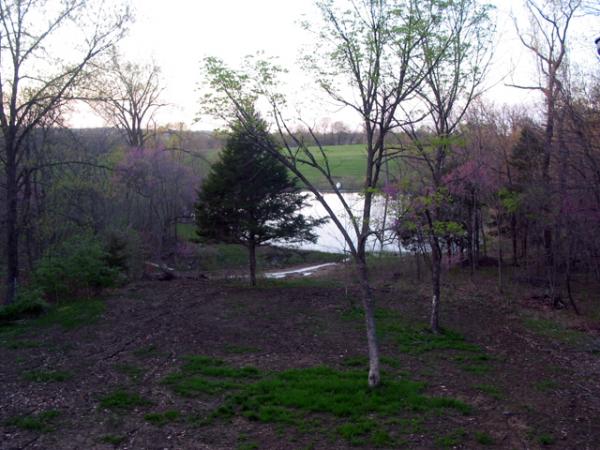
left=70, top=0, right=599, bottom=130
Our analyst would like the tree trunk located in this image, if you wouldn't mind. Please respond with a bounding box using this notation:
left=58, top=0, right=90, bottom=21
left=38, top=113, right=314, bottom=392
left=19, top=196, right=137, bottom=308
left=511, top=213, right=518, bottom=266
left=497, top=213, right=503, bottom=294
left=5, top=151, right=19, bottom=305
left=355, top=259, right=380, bottom=388
left=430, top=235, right=441, bottom=334
left=248, top=241, right=257, bottom=287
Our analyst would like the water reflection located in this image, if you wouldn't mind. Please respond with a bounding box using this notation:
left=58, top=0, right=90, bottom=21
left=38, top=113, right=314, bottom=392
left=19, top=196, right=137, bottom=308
left=278, top=192, right=401, bottom=254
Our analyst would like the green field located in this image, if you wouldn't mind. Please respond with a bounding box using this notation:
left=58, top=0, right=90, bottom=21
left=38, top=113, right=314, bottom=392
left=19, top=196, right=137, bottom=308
left=292, top=144, right=368, bottom=190
left=199, top=144, right=386, bottom=191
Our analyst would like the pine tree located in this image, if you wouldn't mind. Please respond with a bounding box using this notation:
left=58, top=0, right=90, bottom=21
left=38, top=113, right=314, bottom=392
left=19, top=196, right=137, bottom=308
left=195, top=114, right=324, bottom=285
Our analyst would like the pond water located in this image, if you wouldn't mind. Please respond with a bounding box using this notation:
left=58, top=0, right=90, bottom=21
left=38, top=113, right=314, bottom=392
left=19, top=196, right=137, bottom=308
left=277, top=192, right=402, bottom=254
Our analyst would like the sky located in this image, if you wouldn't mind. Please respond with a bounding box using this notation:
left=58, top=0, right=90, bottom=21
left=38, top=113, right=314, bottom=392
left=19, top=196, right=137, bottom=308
left=70, top=0, right=600, bottom=131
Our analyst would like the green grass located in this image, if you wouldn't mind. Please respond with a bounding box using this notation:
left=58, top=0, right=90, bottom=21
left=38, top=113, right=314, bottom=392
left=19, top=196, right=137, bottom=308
left=144, top=410, right=181, bottom=426
left=23, top=369, right=72, bottom=382
left=99, top=389, right=152, bottom=410
left=5, top=410, right=60, bottom=432
left=162, top=355, right=259, bottom=397
left=474, top=383, right=502, bottom=400
left=163, top=356, right=471, bottom=446
left=33, top=298, right=105, bottom=330
left=475, top=431, right=495, bottom=445
left=534, top=379, right=559, bottom=391
left=0, top=298, right=105, bottom=338
left=538, top=433, right=556, bottom=445
left=523, top=317, right=586, bottom=345
left=293, top=144, right=370, bottom=190
left=342, top=307, right=481, bottom=355
left=435, top=428, right=467, bottom=448
left=2, top=339, right=41, bottom=349
left=100, top=434, right=126, bottom=445
left=223, top=344, right=261, bottom=354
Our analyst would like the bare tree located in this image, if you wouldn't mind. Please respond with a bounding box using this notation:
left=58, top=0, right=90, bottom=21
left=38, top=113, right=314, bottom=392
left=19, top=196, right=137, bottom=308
left=0, top=0, right=130, bottom=304
left=510, top=0, right=581, bottom=265
left=88, top=51, right=165, bottom=147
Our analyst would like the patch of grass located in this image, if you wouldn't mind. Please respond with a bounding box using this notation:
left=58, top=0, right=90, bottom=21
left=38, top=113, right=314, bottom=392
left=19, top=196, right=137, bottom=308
left=538, top=433, right=556, bottom=445
left=144, top=410, right=181, bottom=426
left=534, top=379, right=559, bottom=391
left=5, top=410, right=60, bottom=432
left=2, top=339, right=41, bottom=349
left=523, top=317, right=585, bottom=345
left=115, top=363, right=145, bottom=381
left=223, top=344, right=261, bottom=354
left=100, top=434, right=126, bottom=445
left=237, top=443, right=259, bottom=450
left=99, top=389, right=152, bottom=410
left=474, top=383, right=502, bottom=400
left=233, top=366, right=470, bottom=420
left=344, top=307, right=481, bottom=355
left=475, top=431, right=495, bottom=445
left=462, top=364, right=491, bottom=375
left=435, top=428, right=467, bottom=448
left=163, top=357, right=470, bottom=445
left=33, top=298, right=105, bottom=330
left=23, top=369, right=72, bottom=382
left=163, top=355, right=259, bottom=397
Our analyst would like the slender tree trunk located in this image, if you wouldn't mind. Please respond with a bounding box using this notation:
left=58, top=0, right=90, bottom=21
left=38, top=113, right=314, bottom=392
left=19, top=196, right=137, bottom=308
left=430, top=235, right=442, bottom=334
left=511, top=213, right=518, bottom=266
left=497, top=213, right=503, bottom=294
left=248, top=241, right=257, bottom=287
left=5, top=148, right=19, bottom=305
left=355, top=258, right=380, bottom=388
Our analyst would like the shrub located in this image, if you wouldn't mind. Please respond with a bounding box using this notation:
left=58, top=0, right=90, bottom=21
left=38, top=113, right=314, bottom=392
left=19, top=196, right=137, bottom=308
left=0, top=288, right=49, bottom=323
left=33, top=234, right=120, bottom=301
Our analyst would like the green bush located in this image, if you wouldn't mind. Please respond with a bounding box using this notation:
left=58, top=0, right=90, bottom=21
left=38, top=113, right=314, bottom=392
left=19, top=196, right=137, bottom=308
left=0, top=288, right=49, bottom=323
left=33, top=234, right=119, bottom=301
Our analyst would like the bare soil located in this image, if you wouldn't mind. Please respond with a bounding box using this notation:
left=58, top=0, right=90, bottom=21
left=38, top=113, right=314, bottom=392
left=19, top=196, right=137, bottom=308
left=1, top=262, right=600, bottom=449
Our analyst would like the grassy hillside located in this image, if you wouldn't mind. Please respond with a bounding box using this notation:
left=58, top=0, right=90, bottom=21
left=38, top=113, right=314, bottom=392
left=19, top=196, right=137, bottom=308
left=199, top=144, right=403, bottom=191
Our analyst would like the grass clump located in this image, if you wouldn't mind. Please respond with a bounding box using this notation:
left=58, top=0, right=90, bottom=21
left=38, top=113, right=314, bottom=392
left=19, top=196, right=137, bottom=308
left=435, top=428, right=467, bottom=448
left=538, top=433, right=556, bottom=445
left=100, top=434, right=125, bottom=445
left=162, top=355, right=259, bottom=397
left=534, top=379, right=559, bottom=391
left=523, top=317, right=585, bottom=345
left=5, top=410, right=60, bottom=432
left=475, top=431, right=495, bottom=445
left=0, top=293, right=49, bottom=323
left=23, top=369, right=72, bottom=382
left=163, top=357, right=471, bottom=446
left=34, top=298, right=105, bottom=330
left=99, top=389, right=152, bottom=410
left=144, top=410, right=181, bottom=426
left=474, top=383, right=502, bottom=400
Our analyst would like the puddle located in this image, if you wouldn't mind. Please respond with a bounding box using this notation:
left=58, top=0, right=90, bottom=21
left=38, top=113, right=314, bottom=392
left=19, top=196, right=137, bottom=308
left=264, top=262, right=338, bottom=279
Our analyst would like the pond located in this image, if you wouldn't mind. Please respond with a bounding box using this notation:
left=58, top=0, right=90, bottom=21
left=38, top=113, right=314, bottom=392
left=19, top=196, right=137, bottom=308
left=277, top=192, right=402, bottom=254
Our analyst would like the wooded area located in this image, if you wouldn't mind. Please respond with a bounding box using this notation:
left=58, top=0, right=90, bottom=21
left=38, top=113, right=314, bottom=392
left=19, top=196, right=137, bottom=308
left=1, top=0, right=600, bottom=448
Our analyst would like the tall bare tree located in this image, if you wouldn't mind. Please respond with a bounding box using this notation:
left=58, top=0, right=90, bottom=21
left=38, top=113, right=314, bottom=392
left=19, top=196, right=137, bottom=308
left=89, top=51, right=165, bottom=147
left=0, top=0, right=130, bottom=304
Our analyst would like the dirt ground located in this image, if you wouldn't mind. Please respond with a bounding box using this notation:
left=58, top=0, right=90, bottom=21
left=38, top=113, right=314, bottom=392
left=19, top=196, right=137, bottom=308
left=1, top=261, right=600, bottom=449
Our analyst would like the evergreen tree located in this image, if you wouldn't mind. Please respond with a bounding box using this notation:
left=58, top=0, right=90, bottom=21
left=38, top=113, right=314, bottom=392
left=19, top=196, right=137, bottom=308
left=195, top=114, right=324, bottom=285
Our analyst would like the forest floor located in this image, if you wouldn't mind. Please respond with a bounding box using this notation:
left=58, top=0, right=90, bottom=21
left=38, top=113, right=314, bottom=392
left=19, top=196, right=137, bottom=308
left=1, top=258, right=600, bottom=449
